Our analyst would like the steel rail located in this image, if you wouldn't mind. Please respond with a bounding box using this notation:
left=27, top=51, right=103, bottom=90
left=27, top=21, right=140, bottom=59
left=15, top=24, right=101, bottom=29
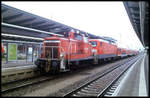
left=98, top=55, right=142, bottom=97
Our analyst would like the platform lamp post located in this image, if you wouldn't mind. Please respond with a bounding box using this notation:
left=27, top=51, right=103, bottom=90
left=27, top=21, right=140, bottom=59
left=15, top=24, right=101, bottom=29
left=6, top=42, right=8, bottom=63
left=32, top=44, right=34, bottom=63
left=25, top=45, right=28, bottom=63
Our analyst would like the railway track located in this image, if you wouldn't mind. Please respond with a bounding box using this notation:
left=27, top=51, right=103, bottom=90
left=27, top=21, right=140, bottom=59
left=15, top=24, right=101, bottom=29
left=63, top=55, right=141, bottom=97
left=1, top=65, right=93, bottom=94
left=1, top=55, right=139, bottom=96
left=1, top=75, right=56, bottom=94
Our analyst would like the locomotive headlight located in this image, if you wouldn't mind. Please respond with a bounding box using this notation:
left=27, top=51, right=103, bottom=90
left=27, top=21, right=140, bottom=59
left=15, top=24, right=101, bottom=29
left=60, top=54, right=63, bottom=57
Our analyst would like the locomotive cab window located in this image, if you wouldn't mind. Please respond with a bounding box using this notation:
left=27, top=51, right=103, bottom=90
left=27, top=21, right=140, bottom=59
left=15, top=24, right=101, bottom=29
left=90, top=41, right=97, bottom=47
left=83, top=36, right=88, bottom=43
left=74, top=33, right=82, bottom=40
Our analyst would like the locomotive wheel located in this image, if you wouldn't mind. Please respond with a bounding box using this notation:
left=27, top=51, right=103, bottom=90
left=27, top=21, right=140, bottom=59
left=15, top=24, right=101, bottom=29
left=39, top=67, right=47, bottom=75
left=94, top=55, right=98, bottom=64
left=37, top=62, right=47, bottom=75
left=51, top=62, right=60, bottom=75
left=45, top=61, right=50, bottom=73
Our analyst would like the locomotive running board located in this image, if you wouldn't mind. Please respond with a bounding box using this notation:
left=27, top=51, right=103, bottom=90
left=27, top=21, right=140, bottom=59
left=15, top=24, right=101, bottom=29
left=60, top=69, right=70, bottom=72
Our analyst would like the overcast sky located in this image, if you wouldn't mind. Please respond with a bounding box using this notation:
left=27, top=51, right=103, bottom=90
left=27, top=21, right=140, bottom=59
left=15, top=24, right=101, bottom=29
left=2, top=1, right=144, bottom=50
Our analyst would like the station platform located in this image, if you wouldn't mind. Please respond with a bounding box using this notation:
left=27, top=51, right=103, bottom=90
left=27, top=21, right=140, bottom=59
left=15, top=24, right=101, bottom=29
left=2, top=60, right=34, bottom=68
left=112, top=52, right=149, bottom=96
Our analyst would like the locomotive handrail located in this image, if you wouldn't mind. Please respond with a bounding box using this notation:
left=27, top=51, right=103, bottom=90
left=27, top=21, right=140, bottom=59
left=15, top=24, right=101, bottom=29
left=67, top=39, right=72, bottom=65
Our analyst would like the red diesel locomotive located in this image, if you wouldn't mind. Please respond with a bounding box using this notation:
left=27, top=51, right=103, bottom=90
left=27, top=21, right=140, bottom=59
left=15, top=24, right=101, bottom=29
left=35, top=31, right=94, bottom=73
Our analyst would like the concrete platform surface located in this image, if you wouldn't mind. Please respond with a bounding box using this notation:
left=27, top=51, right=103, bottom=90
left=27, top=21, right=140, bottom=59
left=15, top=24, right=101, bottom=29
left=2, top=60, right=34, bottom=68
left=112, top=53, right=148, bottom=96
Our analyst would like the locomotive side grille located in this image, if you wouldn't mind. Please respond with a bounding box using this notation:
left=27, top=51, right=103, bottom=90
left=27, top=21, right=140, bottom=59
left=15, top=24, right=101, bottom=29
left=45, top=43, right=58, bottom=46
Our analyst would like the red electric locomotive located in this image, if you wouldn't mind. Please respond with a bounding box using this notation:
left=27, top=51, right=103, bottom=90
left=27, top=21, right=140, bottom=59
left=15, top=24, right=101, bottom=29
left=117, top=47, right=128, bottom=58
left=89, top=38, right=118, bottom=63
left=35, top=30, right=94, bottom=73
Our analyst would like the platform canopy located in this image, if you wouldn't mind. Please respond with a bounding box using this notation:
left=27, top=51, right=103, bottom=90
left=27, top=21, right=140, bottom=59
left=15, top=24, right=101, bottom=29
left=2, top=3, right=102, bottom=42
left=123, top=1, right=149, bottom=47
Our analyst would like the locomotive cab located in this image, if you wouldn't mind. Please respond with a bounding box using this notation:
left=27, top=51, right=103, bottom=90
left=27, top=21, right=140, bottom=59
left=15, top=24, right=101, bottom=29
left=35, top=35, right=68, bottom=74
left=35, top=31, right=80, bottom=73
left=35, top=30, right=93, bottom=74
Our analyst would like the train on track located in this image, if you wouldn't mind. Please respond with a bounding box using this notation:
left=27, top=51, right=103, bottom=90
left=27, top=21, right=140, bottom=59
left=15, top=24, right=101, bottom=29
left=35, top=30, right=139, bottom=74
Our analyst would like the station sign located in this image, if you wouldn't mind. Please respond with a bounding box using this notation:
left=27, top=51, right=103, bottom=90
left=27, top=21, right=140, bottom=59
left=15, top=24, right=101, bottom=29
left=8, top=44, right=17, bottom=61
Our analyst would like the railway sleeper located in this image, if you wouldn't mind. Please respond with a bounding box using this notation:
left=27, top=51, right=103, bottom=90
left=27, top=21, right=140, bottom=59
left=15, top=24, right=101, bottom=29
left=105, top=91, right=113, bottom=95
left=85, top=86, right=103, bottom=91
left=108, top=89, right=115, bottom=93
left=81, top=89, right=100, bottom=94
left=76, top=91, right=98, bottom=96
left=83, top=87, right=98, bottom=91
